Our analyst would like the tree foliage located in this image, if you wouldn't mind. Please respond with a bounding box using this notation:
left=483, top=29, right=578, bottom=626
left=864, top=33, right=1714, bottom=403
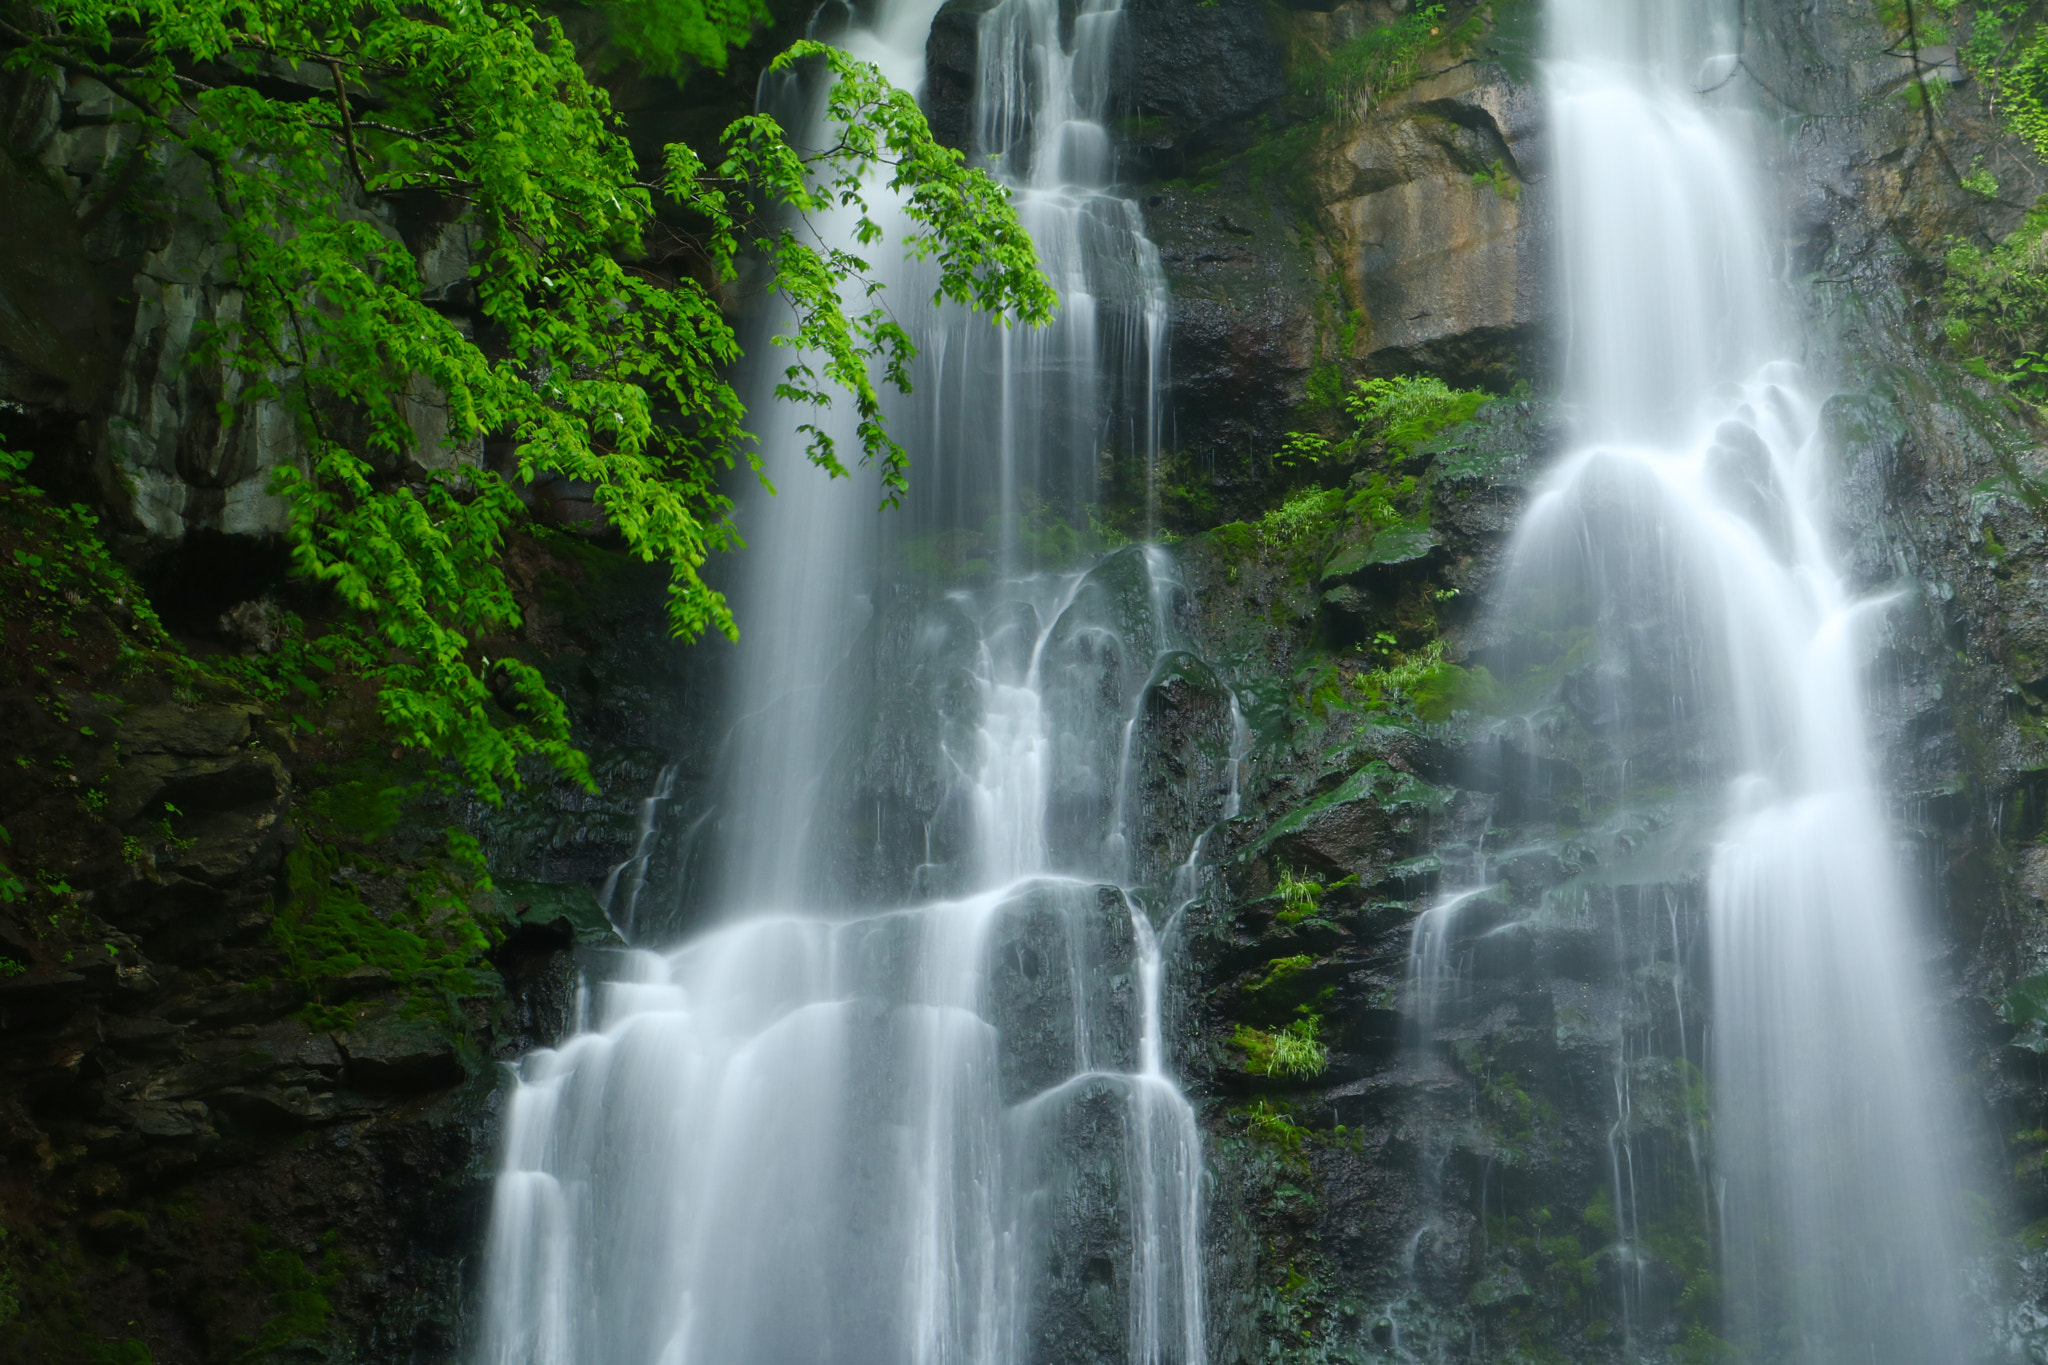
left=590, top=0, right=771, bottom=75
left=0, top=0, right=1053, bottom=802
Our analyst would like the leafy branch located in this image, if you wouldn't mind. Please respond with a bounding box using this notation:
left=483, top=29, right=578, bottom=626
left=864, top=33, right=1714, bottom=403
left=2, top=1, right=1054, bottom=803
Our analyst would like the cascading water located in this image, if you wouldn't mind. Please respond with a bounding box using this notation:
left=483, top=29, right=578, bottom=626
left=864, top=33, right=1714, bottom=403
left=473, top=0, right=1212, bottom=1361
left=1422, top=0, right=1967, bottom=1357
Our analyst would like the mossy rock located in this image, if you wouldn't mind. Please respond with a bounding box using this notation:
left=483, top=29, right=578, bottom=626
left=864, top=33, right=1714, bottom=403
left=488, top=878, right=622, bottom=948
left=1322, top=524, right=1439, bottom=580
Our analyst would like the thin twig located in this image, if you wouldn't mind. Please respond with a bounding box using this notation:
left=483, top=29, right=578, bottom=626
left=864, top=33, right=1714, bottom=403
left=328, top=60, right=366, bottom=190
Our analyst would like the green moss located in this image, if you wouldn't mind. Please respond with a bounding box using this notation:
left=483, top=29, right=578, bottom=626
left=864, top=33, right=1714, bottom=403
left=1243, top=953, right=1322, bottom=1016
left=1581, top=1184, right=1616, bottom=1237
left=233, top=1226, right=338, bottom=1363
left=1233, top=116, right=1335, bottom=219
left=1351, top=639, right=1495, bottom=721
left=1242, top=1098, right=1313, bottom=1152
left=1248, top=760, right=1451, bottom=863
left=1482, top=1069, right=1538, bottom=1143
left=1303, top=363, right=1346, bottom=410
left=0, top=1229, right=17, bottom=1332
left=304, top=775, right=415, bottom=844
left=1271, top=867, right=1354, bottom=926
left=1471, top=157, right=1521, bottom=201
left=2003, top=970, right=2048, bottom=1028
left=271, top=831, right=495, bottom=1027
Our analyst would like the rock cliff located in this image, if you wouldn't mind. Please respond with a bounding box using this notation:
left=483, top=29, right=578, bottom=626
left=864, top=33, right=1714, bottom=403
left=2, top=0, right=2047, bottom=1360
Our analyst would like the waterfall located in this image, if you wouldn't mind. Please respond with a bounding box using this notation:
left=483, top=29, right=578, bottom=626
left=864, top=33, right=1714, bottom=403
left=473, top=0, right=1208, bottom=1359
left=1506, top=0, right=1964, bottom=1357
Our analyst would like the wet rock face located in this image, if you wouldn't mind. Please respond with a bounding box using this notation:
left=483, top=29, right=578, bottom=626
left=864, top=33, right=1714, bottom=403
left=1127, top=651, right=1239, bottom=891
left=1143, top=183, right=1329, bottom=499
left=0, top=500, right=695, bottom=1362
left=1113, top=9, right=1551, bottom=506
left=1315, top=66, right=1547, bottom=386
left=1161, top=0, right=2048, bottom=1357
left=1011, top=1073, right=1148, bottom=1365
left=1122, top=0, right=1285, bottom=152
left=921, top=0, right=993, bottom=151
left=0, top=709, right=581, bottom=1363
left=792, top=547, right=1213, bottom=907
left=985, top=884, right=1139, bottom=1102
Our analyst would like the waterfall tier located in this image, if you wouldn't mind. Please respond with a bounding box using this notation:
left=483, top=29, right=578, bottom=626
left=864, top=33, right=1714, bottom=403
left=474, top=0, right=1209, bottom=1359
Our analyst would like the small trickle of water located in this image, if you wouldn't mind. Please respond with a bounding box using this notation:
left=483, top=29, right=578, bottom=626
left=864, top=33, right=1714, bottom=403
left=595, top=764, right=677, bottom=939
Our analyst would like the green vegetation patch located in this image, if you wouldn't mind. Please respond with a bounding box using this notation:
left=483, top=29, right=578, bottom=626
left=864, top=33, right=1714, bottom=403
left=1293, top=4, right=1486, bottom=121
left=1945, top=198, right=2048, bottom=406
left=233, top=1226, right=340, bottom=1364
left=1234, top=1017, right=1331, bottom=1078
left=1281, top=375, right=1496, bottom=470
left=272, top=829, right=496, bottom=1029
left=1946, top=0, right=2048, bottom=160
left=1271, top=866, right=1357, bottom=926
left=1355, top=639, right=1499, bottom=722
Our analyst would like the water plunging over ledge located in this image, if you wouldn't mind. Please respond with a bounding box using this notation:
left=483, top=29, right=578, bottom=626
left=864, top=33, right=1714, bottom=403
left=1397, top=0, right=1966, bottom=1357
left=472, top=0, right=1211, bottom=1357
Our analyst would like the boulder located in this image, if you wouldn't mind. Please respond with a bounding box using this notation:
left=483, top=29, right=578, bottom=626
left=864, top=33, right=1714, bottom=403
left=337, top=1015, right=464, bottom=1093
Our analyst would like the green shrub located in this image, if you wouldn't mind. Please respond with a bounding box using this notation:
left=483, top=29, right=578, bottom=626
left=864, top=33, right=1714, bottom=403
left=1944, top=199, right=2048, bottom=404
left=1277, top=374, right=1492, bottom=471
left=1970, top=6, right=2048, bottom=159
left=1349, top=375, right=1494, bottom=457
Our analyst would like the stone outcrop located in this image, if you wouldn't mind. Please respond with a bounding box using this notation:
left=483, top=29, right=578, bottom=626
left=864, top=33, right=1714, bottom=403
left=0, top=470, right=703, bottom=1360
left=1116, top=1, right=1545, bottom=508
left=1312, top=63, right=1546, bottom=384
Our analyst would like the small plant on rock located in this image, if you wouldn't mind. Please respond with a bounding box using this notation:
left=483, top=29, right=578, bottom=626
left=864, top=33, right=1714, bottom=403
left=1235, top=1016, right=1331, bottom=1079
left=1275, top=868, right=1323, bottom=925
left=1243, top=1099, right=1310, bottom=1152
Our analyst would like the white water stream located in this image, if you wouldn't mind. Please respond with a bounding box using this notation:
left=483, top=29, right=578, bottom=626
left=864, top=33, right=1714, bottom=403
left=1509, top=0, right=1961, bottom=1356
left=474, top=0, right=1206, bottom=1360
left=1399, top=0, right=1964, bottom=1357
left=476, top=0, right=1967, bottom=1355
